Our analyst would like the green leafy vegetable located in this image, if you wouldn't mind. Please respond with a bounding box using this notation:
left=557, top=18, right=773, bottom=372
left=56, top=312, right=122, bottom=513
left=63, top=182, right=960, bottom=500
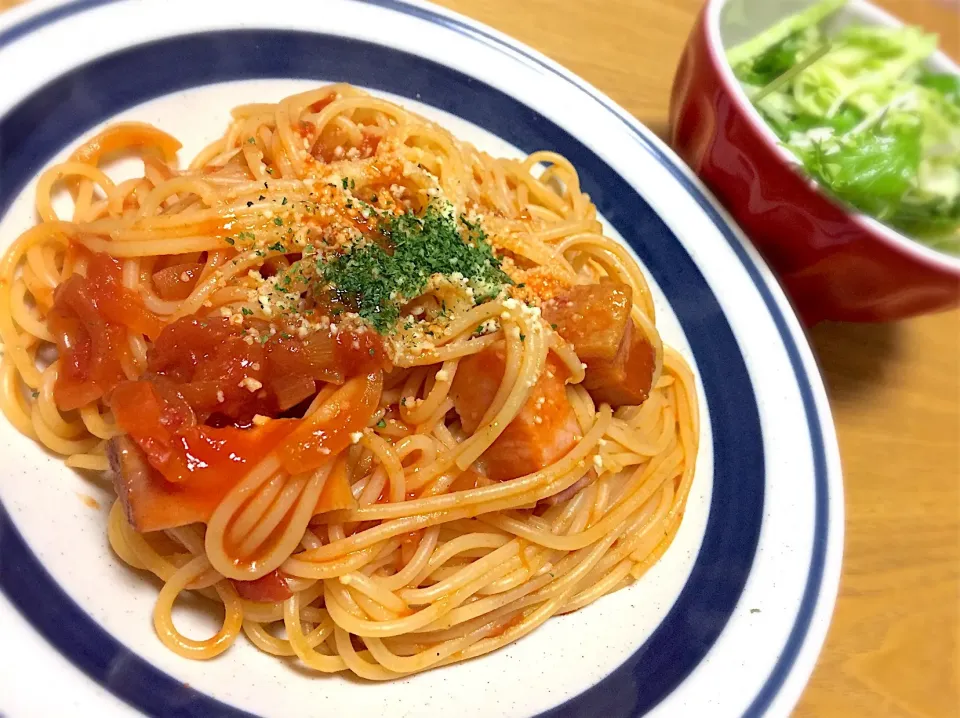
left=751, top=42, right=833, bottom=103
left=793, top=124, right=922, bottom=220
left=733, top=27, right=823, bottom=88
left=917, top=71, right=960, bottom=108
left=318, top=203, right=511, bottom=332
left=726, top=0, right=846, bottom=67
left=728, top=0, right=960, bottom=254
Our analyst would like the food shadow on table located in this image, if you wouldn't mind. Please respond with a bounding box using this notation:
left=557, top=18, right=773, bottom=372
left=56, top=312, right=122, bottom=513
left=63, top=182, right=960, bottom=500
left=807, top=319, right=904, bottom=400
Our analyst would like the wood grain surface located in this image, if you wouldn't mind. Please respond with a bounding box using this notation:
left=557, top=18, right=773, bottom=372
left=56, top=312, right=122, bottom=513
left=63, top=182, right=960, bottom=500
left=1, top=0, right=958, bottom=715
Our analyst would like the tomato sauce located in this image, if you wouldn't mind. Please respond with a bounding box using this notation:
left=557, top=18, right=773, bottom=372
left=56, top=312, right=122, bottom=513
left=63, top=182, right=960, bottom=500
left=133, top=315, right=386, bottom=425
left=279, top=372, right=382, bottom=475
left=231, top=569, right=293, bottom=603
left=111, top=380, right=297, bottom=483
left=69, top=123, right=181, bottom=166
left=111, top=408, right=362, bottom=533
left=107, top=312, right=384, bottom=530
left=49, top=250, right=164, bottom=410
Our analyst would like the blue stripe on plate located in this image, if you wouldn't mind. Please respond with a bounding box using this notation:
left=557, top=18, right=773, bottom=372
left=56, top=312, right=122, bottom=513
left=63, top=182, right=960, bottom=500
left=0, top=8, right=825, bottom=716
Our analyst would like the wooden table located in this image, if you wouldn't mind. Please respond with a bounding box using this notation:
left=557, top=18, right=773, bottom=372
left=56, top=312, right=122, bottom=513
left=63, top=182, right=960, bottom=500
left=1, top=0, right=957, bottom=715
left=426, top=1, right=959, bottom=716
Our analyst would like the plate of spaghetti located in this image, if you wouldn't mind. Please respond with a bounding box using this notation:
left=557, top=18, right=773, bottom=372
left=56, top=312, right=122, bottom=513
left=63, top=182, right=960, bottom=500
left=0, top=1, right=843, bottom=717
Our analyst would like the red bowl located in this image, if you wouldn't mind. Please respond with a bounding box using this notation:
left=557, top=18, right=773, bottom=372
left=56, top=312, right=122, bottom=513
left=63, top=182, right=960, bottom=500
left=669, top=0, right=960, bottom=324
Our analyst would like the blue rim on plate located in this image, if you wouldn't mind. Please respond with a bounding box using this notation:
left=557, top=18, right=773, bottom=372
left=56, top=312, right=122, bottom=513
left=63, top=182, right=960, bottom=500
left=0, top=4, right=828, bottom=717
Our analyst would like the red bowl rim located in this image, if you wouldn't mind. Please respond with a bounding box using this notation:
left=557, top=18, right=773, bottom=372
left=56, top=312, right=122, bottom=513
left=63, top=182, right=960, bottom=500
left=703, top=0, right=960, bottom=276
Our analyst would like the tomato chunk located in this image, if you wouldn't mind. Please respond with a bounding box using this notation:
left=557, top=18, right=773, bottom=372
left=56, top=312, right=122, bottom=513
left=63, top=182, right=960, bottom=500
left=231, top=570, right=293, bottom=602
left=109, top=413, right=358, bottom=533
left=108, top=417, right=297, bottom=532
left=451, top=345, right=581, bottom=481
left=136, top=316, right=387, bottom=426
left=316, top=454, right=359, bottom=513
left=49, top=250, right=164, bottom=411
left=86, top=253, right=165, bottom=339
left=112, top=379, right=297, bottom=483
left=49, top=274, right=128, bottom=411
left=111, top=380, right=196, bottom=481
left=280, top=373, right=382, bottom=475
left=152, top=262, right=203, bottom=301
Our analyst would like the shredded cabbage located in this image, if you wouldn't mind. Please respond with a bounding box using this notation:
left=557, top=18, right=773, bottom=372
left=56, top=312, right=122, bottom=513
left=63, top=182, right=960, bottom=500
left=728, top=0, right=960, bottom=254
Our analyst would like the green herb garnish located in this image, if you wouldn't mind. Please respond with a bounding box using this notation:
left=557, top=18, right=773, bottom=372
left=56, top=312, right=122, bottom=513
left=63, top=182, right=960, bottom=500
left=319, top=203, right=511, bottom=333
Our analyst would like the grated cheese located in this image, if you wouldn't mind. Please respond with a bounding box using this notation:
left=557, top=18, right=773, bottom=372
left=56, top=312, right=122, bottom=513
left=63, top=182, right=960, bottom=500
left=239, top=377, right=263, bottom=392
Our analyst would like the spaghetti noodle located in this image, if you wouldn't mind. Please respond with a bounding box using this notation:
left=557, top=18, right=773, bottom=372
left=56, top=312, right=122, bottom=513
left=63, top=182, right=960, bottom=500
left=0, top=84, right=699, bottom=679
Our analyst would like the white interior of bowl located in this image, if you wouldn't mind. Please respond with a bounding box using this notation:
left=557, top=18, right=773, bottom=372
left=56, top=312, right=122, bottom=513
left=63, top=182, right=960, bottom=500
left=709, top=0, right=960, bottom=272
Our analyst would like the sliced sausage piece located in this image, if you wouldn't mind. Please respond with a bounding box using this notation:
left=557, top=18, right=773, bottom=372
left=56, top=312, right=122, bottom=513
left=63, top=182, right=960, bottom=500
left=543, top=280, right=657, bottom=408
left=583, top=321, right=657, bottom=408
left=542, top=280, right=631, bottom=360
left=109, top=440, right=293, bottom=600
left=452, top=345, right=581, bottom=481
left=107, top=435, right=210, bottom=532
left=106, top=417, right=348, bottom=534
left=539, top=471, right=596, bottom=507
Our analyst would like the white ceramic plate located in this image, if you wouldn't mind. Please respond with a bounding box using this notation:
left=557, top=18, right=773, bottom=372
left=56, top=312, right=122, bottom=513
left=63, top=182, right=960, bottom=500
left=0, top=1, right=843, bottom=716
